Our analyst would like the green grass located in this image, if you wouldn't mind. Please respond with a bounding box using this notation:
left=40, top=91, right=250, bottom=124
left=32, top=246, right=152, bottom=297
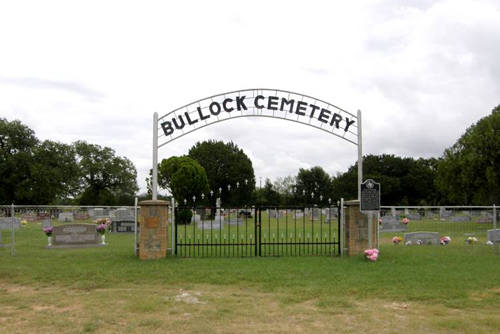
left=1, top=220, right=500, bottom=333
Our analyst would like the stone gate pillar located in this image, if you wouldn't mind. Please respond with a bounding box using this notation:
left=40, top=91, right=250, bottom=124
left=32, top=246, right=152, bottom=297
left=344, top=200, right=378, bottom=256
left=138, top=200, right=169, bottom=260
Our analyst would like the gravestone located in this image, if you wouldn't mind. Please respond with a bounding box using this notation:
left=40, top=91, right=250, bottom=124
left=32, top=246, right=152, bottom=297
left=21, top=212, right=37, bottom=222
left=49, top=224, right=103, bottom=248
left=403, top=232, right=440, bottom=245
left=311, top=208, right=321, bottom=221
left=197, top=218, right=224, bottom=230
left=294, top=211, right=304, bottom=219
left=74, top=211, right=90, bottom=220
left=191, top=214, right=201, bottom=224
left=111, top=208, right=135, bottom=232
left=451, top=215, right=471, bottom=222
left=89, top=208, right=108, bottom=219
left=227, top=217, right=244, bottom=226
left=114, top=221, right=135, bottom=233
left=268, top=209, right=278, bottom=219
left=58, top=212, right=74, bottom=222
left=324, top=208, right=337, bottom=222
left=41, top=220, right=52, bottom=228
left=381, top=215, right=407, bottom=232
left=487, top=229, right=500, bottom=244
left=37, top=212, right=51, bottom=220
left=425, top=211, right=435, bottom=219
left=407, top=213, right=422, bottom=221
left=404, top=208, right=410, bottom=215
left=477, top=216, right=493, bottom=224
left=0, top=217, right=21, bottom=230
left=391, top=207, right=396, bottom=216
left=440, top=207, right=453, bottom=218
left=0, top=217, right=20, bottom=248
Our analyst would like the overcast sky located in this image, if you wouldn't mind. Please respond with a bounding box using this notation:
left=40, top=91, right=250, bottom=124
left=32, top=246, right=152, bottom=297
left=1, top=0, right=499, bottom=194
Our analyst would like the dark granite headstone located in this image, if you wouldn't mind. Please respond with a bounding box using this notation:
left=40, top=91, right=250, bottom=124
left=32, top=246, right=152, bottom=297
left=113, top=220, right=135, bottom=233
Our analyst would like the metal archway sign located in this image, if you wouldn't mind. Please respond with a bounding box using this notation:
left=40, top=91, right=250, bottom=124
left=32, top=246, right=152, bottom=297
left=152, top=88, right=363, bottom=200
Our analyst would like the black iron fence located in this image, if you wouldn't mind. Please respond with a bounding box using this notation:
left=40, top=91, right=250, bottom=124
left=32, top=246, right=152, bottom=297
left=174, top=206, right=341, bottom=257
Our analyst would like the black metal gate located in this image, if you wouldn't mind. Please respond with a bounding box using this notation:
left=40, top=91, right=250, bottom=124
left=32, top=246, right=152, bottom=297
left=174, top=206, right=341, bottom=257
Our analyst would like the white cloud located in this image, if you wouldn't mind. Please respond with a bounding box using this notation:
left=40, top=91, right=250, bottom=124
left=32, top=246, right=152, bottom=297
left=0, top=0, right=499, bottom=195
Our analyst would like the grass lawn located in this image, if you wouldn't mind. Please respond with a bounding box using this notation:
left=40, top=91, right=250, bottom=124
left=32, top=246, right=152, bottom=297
left=1, top=221, right=500, bottom=333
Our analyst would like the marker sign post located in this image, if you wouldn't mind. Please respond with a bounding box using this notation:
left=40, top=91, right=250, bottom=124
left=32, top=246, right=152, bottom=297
left=360, top=179, right=380, bottom=249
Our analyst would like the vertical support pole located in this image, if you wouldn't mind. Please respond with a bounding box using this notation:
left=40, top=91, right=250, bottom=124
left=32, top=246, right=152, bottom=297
left=368, top=211, right=373, bottom=249
left=377, top=210, right=380, bottom=250
left=152, top=112, right=159, bottom=200
left=340, top=198, right=344, bottom=257
left=494, top=204, right=498, bottom=255
left=134, top=197, right=138, bottom=256
left=10, top=203, right=15, bottom=256
left=171, top=197, right=176, bottom=255
left=357, top=110, right=363, bottom=201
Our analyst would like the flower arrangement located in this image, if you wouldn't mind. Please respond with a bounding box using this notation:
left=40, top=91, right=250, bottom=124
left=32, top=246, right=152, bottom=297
left=96, top=223, right=107, bottom=235
left=364, top=248, right=379, bottom=262
left=21, top=220, right=28, bottom=226
left=486, top=241, right=494, bottom=246
left=405, top=240, right=412, bottom=245
left=392, top=236, right=402, bottom=244
left=43, top=226, right=53, bottom=236
left=466, top=236, right=478, bottom=244
left=402, top=217, right=410, bottom=225
left=416, top=239, right=424, bottom=245
left=440, top=236, right=451, bottom=245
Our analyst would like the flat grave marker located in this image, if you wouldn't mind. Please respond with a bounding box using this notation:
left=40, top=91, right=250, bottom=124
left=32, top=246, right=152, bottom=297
left=404, top=231, right=440, bottom=245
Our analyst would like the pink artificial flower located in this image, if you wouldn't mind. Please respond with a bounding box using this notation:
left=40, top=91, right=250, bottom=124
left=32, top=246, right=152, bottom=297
left=402, top=218, right=410, bottom=224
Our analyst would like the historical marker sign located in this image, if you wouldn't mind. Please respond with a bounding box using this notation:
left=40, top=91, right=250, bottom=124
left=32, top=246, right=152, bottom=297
left=360, top=179, right=380, bottom=211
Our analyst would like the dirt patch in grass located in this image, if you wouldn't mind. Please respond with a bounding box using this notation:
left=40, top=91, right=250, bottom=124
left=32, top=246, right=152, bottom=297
left=1, top=281, right=499, bottom=333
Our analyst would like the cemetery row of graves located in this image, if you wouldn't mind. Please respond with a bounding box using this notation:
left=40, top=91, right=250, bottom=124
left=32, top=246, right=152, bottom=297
left=1, top=204, right=498, bottom=256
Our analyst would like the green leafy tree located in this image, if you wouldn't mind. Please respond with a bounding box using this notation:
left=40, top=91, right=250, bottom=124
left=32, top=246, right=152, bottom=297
left=74, top=141, right=138, bottom=205
left=295, top=167, right=333, bottom=206
left=30, top=140, right=79, bottom=204
left=253, top=178, right=281, bottom=206
left=436, top=105, right=500, bottom=204
left=273, top=175, right=296, bottom=205
left=188, top=140, right=255, bottom=206
left=157, top=156, right=209, bottom=223
left=157, top=156, right=209, bottom=205
left=0, top=119, right=79, bottom=204
left=0, top=118, right=39, bottom=203
left=331, top=155, right=439, bottom=205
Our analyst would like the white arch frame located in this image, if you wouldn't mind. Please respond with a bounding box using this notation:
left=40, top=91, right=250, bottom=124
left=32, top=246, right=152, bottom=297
left=152, top=88, right=363, bottom=200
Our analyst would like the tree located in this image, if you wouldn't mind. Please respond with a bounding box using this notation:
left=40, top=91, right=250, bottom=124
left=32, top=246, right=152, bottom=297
left=0, top=118, right=38, bottom=204
left=188, top=140, right=255, bottom=206
left=157, top=156, right=209, bottom=205
left=436, top=105, right=500, bottom=204
left=30, top=140, right=79, bottom=204
left=157, top=156, right=209, bottom=223
left=0, top=119, right=79, bottom=204
left=74, top=141, right=138, bottom=205
left=295, top=166, right=333, bottom=206
left=331, top=155, right=439, bottom=205
left=273, top=175, right=296, bottom=205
